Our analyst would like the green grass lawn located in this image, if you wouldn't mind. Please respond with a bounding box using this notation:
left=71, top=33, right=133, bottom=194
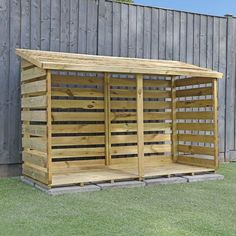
left=0, top=164, right=236, bottom=236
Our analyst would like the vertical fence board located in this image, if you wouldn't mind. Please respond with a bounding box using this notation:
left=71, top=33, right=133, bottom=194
left=0, top=0, right=10, bottom=164
left=8, top=0, right=21, bottom=164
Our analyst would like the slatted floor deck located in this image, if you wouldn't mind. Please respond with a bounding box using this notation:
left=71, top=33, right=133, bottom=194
left=52, top=161, right=214, bottom=187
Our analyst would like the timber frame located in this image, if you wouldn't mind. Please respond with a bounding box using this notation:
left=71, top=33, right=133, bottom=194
left=17, top=49, right=223, bottom=188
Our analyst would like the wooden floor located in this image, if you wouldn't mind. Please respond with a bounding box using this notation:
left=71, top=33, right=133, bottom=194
left=52, top=161, right=214, bottom=187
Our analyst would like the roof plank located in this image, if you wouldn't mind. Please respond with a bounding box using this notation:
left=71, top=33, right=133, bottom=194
left=16, top=49, right=223, bottom=78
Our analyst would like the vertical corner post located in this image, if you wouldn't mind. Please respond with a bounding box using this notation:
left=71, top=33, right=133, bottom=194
left=104, top=73, right=111, bottom=165
left=171, top=76, right=177, bottom=162
left=46, top=70, right=52, bottom=185
left=136, top=74, right=144, bottom=179
left=212, top=79, right=219, bottom=169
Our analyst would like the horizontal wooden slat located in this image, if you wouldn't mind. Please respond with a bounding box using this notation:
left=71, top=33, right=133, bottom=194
left=52, top=87, right=103, bottom=97
left=23, top=150, right=47, bottom=168
left=22, top=138, right=47, bottom=152
left=111, top=123, right=171, bottom=132
left=52, top=75, right=103, bottom=86
left=177, top=156, right=215, bottom=168
left=110, top=77, right=171, bottom=87
left=175, top=77, right=213, bottom=87
left=21, top=79, right=47, bottom=95
left=176, top=112, right=213, bottom=120
left=52, top=136, right=105, bottom=146
left=178, top=134, right=214, bottom=143
left=23, top=163, right=48, bottom=184
left=52, top=147, right=105, bottom=158
left=52, top=159, right=105, bottom=170
left=21, top=111, right=47, bottom=122
left=111, top=134, right=171, bottom=144
left=51, top=99, right=104, bottom=109
left=22, top=95, right=47, bottom=108
left=111, top=112, right=172, bottom=121
left=52, top=124, right=105, bottom=134
left=176, top=99, right=213, bottom=108
left=176, top=123, right=214, bottom=131
left=111, top=101, right=171, bottom=110
left=51, top=112, right=104, bottom=121
left=22, top=125, right=47, bottom=136
left=111, top=144, right=171, bottom=155
left=21, top=67, right=46, bottom=82
left=51, top=112, right=171, bottom=122
left=178, top=145, right=214, bottom=156
left=110, top=89, right=171, bottom=99
left=176, top=87, right=212, bottom=97
left=143, top=79, right=171, bottom=88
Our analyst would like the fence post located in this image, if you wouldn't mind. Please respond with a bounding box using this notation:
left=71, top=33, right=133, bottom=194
left=225, top=14, right=236, bottom=162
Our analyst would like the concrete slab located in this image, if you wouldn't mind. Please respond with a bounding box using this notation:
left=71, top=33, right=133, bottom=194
left=183, top=174, right=224, bottom=183
left=46, top=185, right=101, bottom=195
left=97, top=180, right=145, bottom=190
left=21, top=176, right=34, bottom=187
left=144, top=177, right=187, bottom=186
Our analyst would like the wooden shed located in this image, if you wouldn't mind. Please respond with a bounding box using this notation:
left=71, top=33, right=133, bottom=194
left=16, top=49, right=223, bottom=188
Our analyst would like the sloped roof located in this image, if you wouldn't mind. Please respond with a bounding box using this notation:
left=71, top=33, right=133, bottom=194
left=16, top=49, right=223, bottom=78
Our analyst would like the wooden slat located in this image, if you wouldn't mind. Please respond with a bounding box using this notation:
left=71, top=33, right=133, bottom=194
left=51, top=112, right=104, bottom=121
left=22, top=125, right=47, bottom=137
left=177, top=156, right=215, bottom=168
left=111, top=101, right=171, bottom=110
left=137, top=74, right=144, bottom=178
left=23, top=163, right=48, bottom=184
left=111, top=134, right=171, bottom=144
left=177, top=145, right=214, bottom=156
left=176, top=123, right=214, bottom=131
left=176, top=87, right=212, bottom=97
left=51, top=99, right=104, bottom=109
left=23, top=150, right=47, bottom=168
left=21, top=95, right=47, bottom=108
left=178, top=134, right=214, bottom=143
left=176, top=112, right=214, bottom=120
left=110, top=89, right=171, bottom=99
left=52, top=136, right=105, bottom=146
left=171, top=77, right=177, bottom=162
left=175, top=77, right=213, bottom=87
left=52, top=124, right=105, bottom=134
left=21, top=67, right=46, bottom=82
left=52, top=74, right=103, bottom=86
left=52, top=87, right=103, bottom=97
left=212, top=79, right=219, bottom=168
left=111, top=112, right=172, bottom=121
left=176, top=99, right=213, bottom=108
left=111, top=144, right=171, bottom=155
left=52, top=147, right=105, bottom=158
left=52, top=159, right=105, bottom=171
left=110, top=77, right=171, bottom=87
left=111, top=123, right=171, bottom=132
left=22, top=138, right=47, bottom=152
left=21, top=111, right=47, bottom=122
left=104, top=73, right=111, bottom=165
left=21, top=79, right=47, bottom=95
left=47, top=70, right=52, bottom=185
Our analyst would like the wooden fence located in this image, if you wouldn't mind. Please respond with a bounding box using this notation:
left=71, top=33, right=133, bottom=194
left=0, top=0, right=236, bottom=176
